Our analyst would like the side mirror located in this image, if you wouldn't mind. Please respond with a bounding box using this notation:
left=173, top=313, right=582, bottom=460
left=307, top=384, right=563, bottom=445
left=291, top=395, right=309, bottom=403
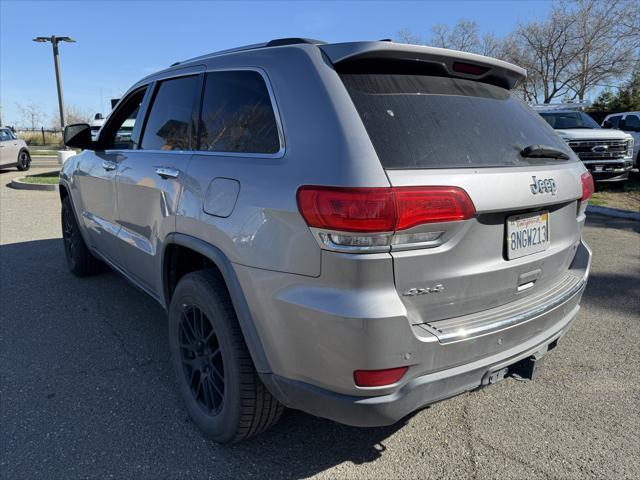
left=64, top=123, right=95, bottom=149
left=602, top=121, right=612, bottom=129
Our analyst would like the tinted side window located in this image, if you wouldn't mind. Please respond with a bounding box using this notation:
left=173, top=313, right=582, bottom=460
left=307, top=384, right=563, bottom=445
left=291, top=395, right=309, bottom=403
left=605, top=115, right=622, bottom=129
left=624, top=115, right=640, bottom=129
left=0, top=130, right=10, bottom=141
left=199, top=71, right=280, bottom=154
left=141, top=75, right=199, bottom=151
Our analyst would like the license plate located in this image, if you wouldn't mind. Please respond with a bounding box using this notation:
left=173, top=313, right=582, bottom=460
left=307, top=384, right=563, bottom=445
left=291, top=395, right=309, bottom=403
left=506, top=211, right=550, bottom=260
left=594, top=165, right=604, bottom=172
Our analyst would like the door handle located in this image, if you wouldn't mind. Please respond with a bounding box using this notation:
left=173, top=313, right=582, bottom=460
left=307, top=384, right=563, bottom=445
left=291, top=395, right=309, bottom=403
left=155, top=167, right=180, bottom=179
left=102, top=160, right=117, bottom=171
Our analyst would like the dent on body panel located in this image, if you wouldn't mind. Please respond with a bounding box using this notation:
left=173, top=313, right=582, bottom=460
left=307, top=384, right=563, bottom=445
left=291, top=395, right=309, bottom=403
left=177, top=158, right=321, bottom=277
left=115, top=166, right=162, bottom=254
left=77, top=152, right=117, bottom=222
left=231, top=206, right=317, bottom=273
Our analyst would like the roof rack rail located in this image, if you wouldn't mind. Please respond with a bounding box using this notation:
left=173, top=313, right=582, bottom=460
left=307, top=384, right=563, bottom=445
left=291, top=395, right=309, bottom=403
left=171, top=38, right=326, bottom=67
left=531, top=103, right=587, bottom=111
left=265, top=38, right=326, bottom=47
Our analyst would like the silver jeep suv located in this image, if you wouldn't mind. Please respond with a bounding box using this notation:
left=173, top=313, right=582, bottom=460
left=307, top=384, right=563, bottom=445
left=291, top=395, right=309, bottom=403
left=60, top=39, right=593, bottom=443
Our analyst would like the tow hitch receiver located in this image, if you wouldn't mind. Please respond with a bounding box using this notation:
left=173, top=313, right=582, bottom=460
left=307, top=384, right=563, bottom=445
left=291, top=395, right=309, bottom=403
left=508, top=355, right=541, bottom=382
left=482, top=354, right=543, bottom=387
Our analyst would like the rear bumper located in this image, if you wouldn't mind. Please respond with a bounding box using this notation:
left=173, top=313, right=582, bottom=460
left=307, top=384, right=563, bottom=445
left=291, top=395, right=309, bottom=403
left=263, top=288, right=583, bottom=427
left=583, top=160, right=632, bottom=182
left=261, top=240, right=591, bottom=427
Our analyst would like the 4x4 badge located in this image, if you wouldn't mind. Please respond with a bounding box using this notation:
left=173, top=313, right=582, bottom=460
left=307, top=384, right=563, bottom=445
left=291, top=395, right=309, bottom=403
left=402, top=284, right=444, bottom=296
left=529, top=176, right=557, bottom=195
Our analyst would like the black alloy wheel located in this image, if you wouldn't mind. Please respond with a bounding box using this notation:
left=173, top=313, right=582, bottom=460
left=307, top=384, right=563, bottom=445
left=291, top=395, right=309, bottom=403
left=62, top=200, right=77, bottom=270
left=179, top=304, right=225, bottom=415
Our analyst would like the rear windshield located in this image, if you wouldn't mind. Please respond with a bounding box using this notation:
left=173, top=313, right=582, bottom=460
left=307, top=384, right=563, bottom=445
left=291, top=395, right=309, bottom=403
left=340, top=73, right=575, bottom=169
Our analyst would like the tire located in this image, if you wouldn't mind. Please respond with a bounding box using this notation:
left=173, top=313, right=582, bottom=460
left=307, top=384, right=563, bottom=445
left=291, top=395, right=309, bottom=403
left=16, top=150, right=31, bottom=171
left=168, top=269, right=283, bottom=443
left=61, top=196, right=103, bottom=276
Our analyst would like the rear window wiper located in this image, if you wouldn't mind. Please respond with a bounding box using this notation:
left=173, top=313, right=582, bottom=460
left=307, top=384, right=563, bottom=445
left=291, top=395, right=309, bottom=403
left=520, top=145, right=570, bottom=160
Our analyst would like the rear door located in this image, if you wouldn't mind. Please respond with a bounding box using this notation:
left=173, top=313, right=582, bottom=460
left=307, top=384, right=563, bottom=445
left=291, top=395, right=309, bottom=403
left=340, top=70, right=586, bottom=323
left=114, top=72, right=201, bottom=295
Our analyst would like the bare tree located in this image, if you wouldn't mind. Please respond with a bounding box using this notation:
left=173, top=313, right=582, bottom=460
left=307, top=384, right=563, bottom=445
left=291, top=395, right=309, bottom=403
left=394, top=0, right=640, bottom=104
left=506, top=5, right=583, bottom=104
left=63, top=104, right=92, bottom=125
left=501, top=36, right=544, bottom=102
left=431, top=19, right=480, bottom=52
left=396, top=28, right=422, bottom=45
left=478, top=32, right=502, bottom=57
left=566, top=0, right=640, bottom=102
left=398, top=20, right=502, bottom=57
left=16, top=101, right=45, bottom=130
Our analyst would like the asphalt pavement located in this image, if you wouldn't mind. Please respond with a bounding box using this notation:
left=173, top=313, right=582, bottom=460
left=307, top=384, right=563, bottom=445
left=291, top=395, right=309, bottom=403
left=1, top=168, right=639, bottom=480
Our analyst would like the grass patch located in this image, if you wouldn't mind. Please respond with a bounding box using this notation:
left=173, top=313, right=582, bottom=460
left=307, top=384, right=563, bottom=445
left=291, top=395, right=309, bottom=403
left=20, top=171, right=60, bottom=185
left=30, top=150, right=60, bottom=156
left=591, top=172, right=640, bottom=211
left=588, top=195, right=607, bottom=206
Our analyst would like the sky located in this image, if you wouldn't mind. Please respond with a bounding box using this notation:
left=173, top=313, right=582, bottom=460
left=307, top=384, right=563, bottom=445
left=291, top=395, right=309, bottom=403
left=0, top=0, right=552, bottom=128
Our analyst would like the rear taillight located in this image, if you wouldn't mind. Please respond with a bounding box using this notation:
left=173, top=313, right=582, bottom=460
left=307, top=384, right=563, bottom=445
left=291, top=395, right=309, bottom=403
left=296, top=187, right=395, bottom=233
left=580, top=171, right=594, bottom=201
left=394, top=187, right=477, bottom=229
left=354, top=366, right=408, bottom=387
left=296, top=186, right=475, bottom=233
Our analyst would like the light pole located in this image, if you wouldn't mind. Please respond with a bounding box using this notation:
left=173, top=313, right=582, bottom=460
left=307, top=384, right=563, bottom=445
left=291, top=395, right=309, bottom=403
left=33, top=36, right=75, bottom=130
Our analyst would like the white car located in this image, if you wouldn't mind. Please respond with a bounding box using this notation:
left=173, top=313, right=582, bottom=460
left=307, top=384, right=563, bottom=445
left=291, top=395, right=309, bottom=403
left=602, top=112, right=640, bottom=167
left=0, top=128, right=31, bottom=171
left=536, top=106, right=634, bottom=186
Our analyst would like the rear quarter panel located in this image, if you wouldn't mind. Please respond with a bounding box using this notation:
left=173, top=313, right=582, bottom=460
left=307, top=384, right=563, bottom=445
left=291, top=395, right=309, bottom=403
left=176, top=45, right=392, bottom=276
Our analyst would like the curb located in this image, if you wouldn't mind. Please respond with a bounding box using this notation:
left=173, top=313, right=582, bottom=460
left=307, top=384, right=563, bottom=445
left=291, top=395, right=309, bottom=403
left=9, top=177, right=59, bottom=191
left=587, top=205, right=640, bottom=221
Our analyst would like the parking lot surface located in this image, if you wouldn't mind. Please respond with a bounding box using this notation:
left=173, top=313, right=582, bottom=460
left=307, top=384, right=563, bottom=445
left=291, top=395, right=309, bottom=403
left=1, top=168, right=639, bottom=480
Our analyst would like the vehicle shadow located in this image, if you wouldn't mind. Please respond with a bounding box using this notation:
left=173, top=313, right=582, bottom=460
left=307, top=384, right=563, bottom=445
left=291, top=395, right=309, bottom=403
left=0, top=238, right=409, bottom=479
left=3, top=234, right=637, bottom=479
left=586, top=212, right=640, bottom=233
left=581, top=271, right=640, bottom=318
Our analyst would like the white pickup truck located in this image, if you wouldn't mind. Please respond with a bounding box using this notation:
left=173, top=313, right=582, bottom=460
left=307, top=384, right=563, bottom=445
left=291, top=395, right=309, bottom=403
left=535, top=105, right=634, bottom=187
left=602, top=111, right=640, bottom=168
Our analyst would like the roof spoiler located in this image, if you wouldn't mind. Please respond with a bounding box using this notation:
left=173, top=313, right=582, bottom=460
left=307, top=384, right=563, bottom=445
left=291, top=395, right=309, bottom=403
left=320, top=41, right=526, bottom=90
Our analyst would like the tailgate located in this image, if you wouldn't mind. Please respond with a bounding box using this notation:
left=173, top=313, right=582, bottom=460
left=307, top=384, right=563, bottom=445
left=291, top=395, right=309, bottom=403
left=386, top=166, right=584, bottom=323
left=336, top=64, right=588, bottom=323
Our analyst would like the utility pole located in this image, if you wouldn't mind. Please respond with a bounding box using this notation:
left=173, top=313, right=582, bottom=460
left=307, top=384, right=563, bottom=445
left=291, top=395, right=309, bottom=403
left=33, top=35, right=75, bottom=130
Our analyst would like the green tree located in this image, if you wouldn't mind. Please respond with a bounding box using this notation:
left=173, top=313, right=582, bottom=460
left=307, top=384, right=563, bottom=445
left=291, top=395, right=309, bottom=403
left=590, top=68, right=640, bottom=111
